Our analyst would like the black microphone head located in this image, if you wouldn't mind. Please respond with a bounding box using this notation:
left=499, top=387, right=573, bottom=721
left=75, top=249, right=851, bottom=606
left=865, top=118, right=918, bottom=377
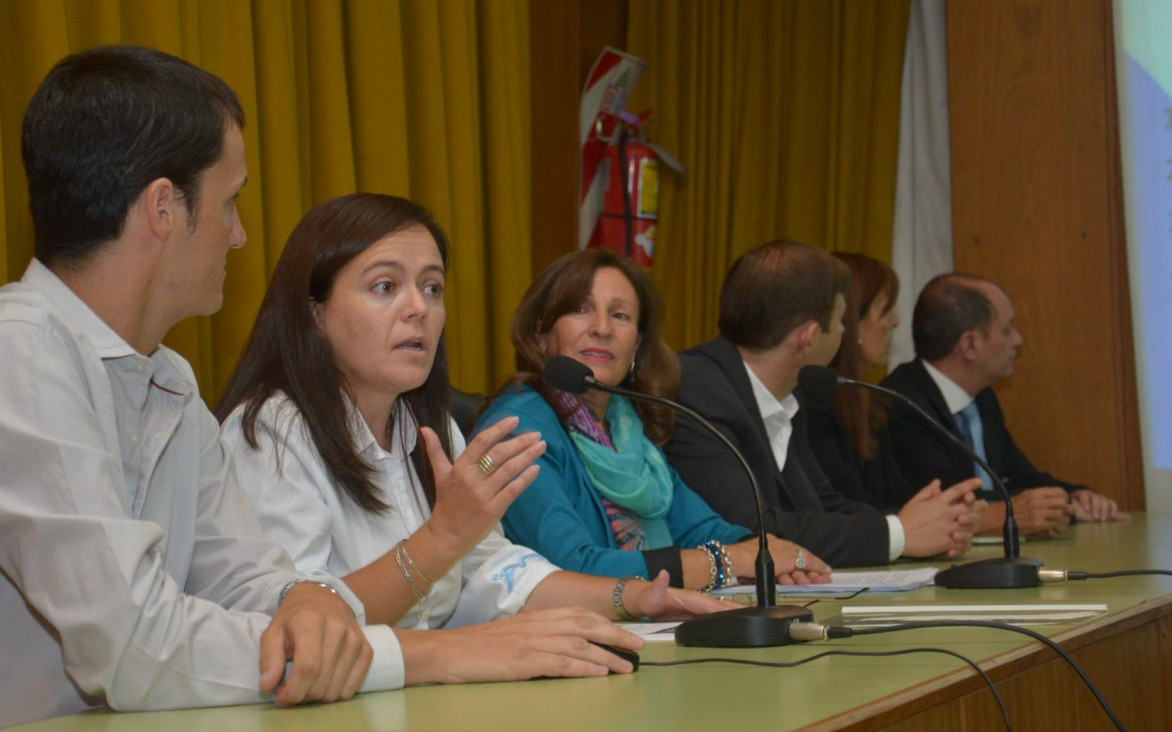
left=543, top=355, right=594, bottom=394
left=797, top=365, right=842, bottom=397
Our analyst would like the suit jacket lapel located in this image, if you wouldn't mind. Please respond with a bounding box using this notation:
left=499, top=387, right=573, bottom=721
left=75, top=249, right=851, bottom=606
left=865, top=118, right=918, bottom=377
left=912, top=359, right=960, bottom=436
left=706, top=336, right=820, bottom=512
left=708, top=336, right=775, bottom=462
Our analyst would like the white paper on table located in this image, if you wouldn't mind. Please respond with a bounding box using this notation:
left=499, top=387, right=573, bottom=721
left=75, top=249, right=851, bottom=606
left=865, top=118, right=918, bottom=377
left=711, top=567, right=939, bottom=596
left=840, top=603, right=1108, bottom=626
left=617, top=621, right=681, bottom=641
left=972, top=535, right=1027, bottom=544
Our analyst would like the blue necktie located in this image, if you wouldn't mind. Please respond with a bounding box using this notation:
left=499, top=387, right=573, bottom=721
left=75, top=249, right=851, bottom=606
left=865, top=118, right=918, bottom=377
left=954, top=402, right=993, bottom=493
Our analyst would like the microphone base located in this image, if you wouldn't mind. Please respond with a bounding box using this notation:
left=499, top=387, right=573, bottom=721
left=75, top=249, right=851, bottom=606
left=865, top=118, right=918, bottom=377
left=674, top=605, right=813, bottom=647
left=934, top=556, right=1044, bottom=589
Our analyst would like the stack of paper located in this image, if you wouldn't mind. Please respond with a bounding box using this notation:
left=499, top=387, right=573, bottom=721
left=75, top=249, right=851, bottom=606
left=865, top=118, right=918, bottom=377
left=712, top=567, right=939, bottom=596
left=840, top=603, right=1108, bottom=626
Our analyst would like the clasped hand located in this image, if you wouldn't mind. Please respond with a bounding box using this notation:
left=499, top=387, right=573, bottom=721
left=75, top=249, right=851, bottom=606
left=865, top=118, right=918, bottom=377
left=259, top=583, right=373, bottom=706
left=899, top=478, right=983, bottom=558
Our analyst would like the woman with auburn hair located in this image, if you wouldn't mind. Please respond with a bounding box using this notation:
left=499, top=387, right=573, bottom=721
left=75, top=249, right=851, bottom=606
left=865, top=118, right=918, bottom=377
left=476, top=249, right=830, bottom=592
left=217, top=194, right=728, bottom=684
left=806, top=253, right=981, bottom=514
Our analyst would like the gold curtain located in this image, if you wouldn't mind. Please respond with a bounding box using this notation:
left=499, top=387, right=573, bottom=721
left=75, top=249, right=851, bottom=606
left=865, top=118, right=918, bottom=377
left=0, top=0, right=530, bottom=402
left=626, top=0, right=909, bottom=349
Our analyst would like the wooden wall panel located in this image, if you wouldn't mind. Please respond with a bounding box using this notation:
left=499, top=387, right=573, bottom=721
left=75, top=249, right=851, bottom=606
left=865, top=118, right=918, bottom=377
left=528, top=0, right=627, bottom=278
left=946, top=0, right=1143, bottom=508
left=882, top=612, right=1172, bottom=731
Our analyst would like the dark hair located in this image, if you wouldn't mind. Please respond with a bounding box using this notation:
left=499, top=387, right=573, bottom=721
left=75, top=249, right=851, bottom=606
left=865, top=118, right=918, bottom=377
left=501, top=249, right=679, bottom=445
left=718, top=239, right=851, bottom=351
left=912, top=273, right=995, bottom=362
left=829, top=253, right=900, bottom=460
left=216, top=194, right=453, bottom=514
left=22, top=45, right=245, bottom=268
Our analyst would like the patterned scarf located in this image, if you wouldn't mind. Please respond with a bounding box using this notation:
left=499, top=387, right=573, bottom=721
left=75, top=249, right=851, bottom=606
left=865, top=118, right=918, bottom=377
left=556, top=390, right=674, bottom=550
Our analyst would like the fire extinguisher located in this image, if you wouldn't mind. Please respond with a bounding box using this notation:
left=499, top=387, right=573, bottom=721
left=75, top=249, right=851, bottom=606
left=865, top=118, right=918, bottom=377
left=584, top=111, right=684, bottom=267
left=578, top=48, right=682, bottom=266
left=587, top=121, right=660, bottom=266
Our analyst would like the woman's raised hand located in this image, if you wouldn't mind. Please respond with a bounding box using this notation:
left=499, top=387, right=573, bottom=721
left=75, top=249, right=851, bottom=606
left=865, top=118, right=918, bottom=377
left=420, top=415, right=546, bottom=557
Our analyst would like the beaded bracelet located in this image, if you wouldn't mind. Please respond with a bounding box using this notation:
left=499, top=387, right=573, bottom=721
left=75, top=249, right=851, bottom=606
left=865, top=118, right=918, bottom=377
left=697, top=542, right=718, bottom=592
left=716, top=543, right=734, bottom=587
left=698, top=540, right=733, bottom=591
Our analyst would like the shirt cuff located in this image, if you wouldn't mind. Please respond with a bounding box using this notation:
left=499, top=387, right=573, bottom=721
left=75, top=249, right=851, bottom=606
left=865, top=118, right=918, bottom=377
left=302, top=569, right=368, bottom=624
left=886, top=515, right=906, bottom=562
left=642, top=546, right=683, bottom=587
left=358, top=624, right=406, bottom=693
left=500, top=554, right=561, bottom=616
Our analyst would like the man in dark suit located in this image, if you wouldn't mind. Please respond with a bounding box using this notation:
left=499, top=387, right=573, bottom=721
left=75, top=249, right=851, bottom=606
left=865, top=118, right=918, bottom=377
left=882, top=273, right=1124, bottom=536
left=664, top=240, right=979, bottom=568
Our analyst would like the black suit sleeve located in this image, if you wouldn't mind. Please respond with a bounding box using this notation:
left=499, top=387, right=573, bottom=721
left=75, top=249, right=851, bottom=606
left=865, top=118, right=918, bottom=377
left=867, top=427, right=920, bottom=511
left=804, top=394, right=869, bottom=504
left=665, top=358, right=890, bottom=567
left=789, top=402, right=878, bottom=517
left=884, top=398, right=976, bottom=504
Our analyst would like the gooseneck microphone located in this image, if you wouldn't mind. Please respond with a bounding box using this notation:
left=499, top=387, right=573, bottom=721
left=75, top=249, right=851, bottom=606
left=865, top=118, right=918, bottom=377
left=543, top=355, right=813, bottom=646
left=797, top=365, right=1042, bottom=589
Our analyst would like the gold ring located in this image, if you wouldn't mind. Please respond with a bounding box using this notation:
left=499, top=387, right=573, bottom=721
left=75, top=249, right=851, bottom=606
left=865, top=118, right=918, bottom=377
left=476, top=453, right=497, bottom=476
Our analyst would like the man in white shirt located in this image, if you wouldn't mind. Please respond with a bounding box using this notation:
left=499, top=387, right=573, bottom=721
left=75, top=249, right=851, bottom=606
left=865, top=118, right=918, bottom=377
left=666, top=240, right=980, bottom=568
left=882, top=272, right=1124, bottom=536
left=0, top=44, right=393, bottom=727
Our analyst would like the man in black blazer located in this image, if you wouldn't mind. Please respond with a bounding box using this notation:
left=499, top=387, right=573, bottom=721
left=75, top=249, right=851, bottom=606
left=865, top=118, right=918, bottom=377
left=882, top=273, right=1124, bottom=536
left=664, top=241, right=979, bottom=568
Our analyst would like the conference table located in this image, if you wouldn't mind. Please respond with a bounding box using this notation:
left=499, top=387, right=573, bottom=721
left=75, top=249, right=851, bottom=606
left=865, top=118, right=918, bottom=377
left=13, top=513, right=1172, bottom=731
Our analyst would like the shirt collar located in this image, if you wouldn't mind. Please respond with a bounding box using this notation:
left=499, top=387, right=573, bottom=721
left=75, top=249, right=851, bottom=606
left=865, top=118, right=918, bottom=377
left=923, top=359, right=975, bottom=415
left=743, top=358, right=800, bottom=423
left=22, top=258, right=138, bottom=359
left=346, top=394, right=417, bottom=462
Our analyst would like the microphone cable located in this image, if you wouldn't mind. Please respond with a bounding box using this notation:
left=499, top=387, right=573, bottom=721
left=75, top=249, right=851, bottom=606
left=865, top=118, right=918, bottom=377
left=786, top=619, right=1125, bottom=731
left=1040, top=568, right=1172, bottom=582
left=642, top=646, right=1012, bottom=731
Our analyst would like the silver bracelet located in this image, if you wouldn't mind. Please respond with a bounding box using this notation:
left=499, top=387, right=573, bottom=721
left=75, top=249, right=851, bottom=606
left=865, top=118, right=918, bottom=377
left=394, top=541, right=427, bottom=602
left=397, top=539, right=434, bottom=585
left=278, top=579, right=340, bottom=609
left=612, top=576, right=639, bottom=621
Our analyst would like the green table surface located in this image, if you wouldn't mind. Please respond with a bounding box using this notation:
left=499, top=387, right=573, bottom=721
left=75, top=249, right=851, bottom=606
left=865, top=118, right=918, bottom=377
left=13, top=513, right=1172, bottom=732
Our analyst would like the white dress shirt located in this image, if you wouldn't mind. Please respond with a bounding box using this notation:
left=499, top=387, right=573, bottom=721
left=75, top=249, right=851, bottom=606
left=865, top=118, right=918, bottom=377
left=221, top=395, right=558, bottom=631
left=0, top=261, right=401, bottom=728
left=923, top=359, right=977, bottom=415
left=743, top=360, right=904, bottom=561
left=923, top=360, right=993, bottom=491
left=744, top=362, right=802, bottom=472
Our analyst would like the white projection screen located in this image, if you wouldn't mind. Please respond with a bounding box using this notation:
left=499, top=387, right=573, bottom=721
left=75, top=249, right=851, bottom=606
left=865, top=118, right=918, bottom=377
left=1114, top=0, right=1172, bottom=509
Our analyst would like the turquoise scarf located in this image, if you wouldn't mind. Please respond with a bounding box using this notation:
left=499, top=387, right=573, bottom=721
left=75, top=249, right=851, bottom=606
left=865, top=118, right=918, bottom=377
left=568, top=395, right=675, bottom=549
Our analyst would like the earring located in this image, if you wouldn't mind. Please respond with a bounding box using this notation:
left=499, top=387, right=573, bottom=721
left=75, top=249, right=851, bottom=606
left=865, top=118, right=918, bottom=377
left=628, top=359, right=636, bottom=380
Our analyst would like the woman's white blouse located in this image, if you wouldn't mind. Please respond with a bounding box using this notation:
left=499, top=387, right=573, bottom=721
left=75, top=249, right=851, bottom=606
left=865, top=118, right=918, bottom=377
left=221, top=395, right=557, bottom=630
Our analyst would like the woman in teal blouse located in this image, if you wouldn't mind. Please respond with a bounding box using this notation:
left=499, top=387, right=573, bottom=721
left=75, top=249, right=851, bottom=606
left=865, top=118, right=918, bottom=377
left=477, top=250, right=830, bottom=591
